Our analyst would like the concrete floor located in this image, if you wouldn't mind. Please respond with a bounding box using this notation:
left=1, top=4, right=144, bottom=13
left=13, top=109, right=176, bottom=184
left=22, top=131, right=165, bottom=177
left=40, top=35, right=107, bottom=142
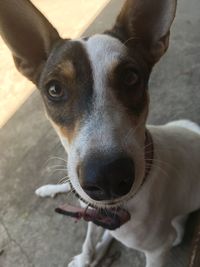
left=0, top=0, right=200, bottom=266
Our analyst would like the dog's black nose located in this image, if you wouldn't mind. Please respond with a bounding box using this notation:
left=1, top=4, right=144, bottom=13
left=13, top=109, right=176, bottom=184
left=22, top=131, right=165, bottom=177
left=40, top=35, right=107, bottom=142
left=78, top=155, right=135, bottom=201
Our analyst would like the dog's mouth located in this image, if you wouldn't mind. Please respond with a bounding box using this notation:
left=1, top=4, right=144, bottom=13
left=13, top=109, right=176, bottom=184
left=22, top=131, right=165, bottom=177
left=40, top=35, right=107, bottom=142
left=55, top=203, right=130, bottom=230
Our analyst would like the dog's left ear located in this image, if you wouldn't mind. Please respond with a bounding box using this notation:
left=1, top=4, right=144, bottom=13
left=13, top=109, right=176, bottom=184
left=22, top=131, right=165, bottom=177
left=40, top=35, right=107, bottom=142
left=110, top=0, right=177, bottom=65
left=0, top=0, right=61, bottom=84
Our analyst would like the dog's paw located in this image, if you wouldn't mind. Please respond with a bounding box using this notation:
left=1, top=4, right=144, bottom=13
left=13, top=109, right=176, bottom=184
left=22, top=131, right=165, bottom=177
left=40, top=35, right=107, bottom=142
left=35, top=183, right=70, bottom=198
left=35, top=184, right=58, bottom=198
left=68, top=254, right=91, bottom=267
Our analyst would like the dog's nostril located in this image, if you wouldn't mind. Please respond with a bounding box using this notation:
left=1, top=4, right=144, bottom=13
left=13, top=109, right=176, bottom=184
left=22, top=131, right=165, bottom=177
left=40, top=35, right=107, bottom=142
left=119, top=179, right=130, bottom=188
left=84, top=185, right=101, bottom=192
left=83, top=185, right=108, bottom=200
left=117, top=177, right=133, bottom=195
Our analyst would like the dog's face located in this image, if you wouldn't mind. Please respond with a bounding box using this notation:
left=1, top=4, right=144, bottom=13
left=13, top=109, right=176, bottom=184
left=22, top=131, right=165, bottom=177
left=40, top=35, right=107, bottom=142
left=0, top=0, right=177, bottom=226
left=39, top=34, right=150, bottom=207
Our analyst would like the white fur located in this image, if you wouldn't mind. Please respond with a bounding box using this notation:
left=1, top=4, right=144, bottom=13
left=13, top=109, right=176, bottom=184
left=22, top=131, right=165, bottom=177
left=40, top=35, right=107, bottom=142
left=35, top=183, right=70, bottom=198
left=37, top=120, right=200, bottom=267
left=165, top=119, right=200, bottom=134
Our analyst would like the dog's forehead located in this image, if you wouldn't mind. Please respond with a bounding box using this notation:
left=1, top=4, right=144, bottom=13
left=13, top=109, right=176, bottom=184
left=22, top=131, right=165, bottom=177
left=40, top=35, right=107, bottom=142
left=83, top=34, right=126, bottom=65
left=82, top=34, right=127, bottom=100
left=44, top=34, right=126, bottom=75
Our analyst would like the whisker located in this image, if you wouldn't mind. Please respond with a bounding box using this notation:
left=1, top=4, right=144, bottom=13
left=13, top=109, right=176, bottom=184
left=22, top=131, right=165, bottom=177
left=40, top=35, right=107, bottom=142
left=104, top=207, right=110, bottom=217
left=50, top=168, right=68, bottom=172
left=59, top=180, right=69, bottom=184
left=48, top=164, right=68, bottom=169
left=146, top=157, right=178, bottom=171
left=57, top=176, right=70, bottom=184
left=123, top=35, right=140, bottom=46
left=47, top=156, right=68, bottom=164
left=113, top=206, right=118, bottom=218
left=145, top=162, right=169, bottom=178
left=83, top=204, right=90, bottom=219
left=123, top=119, right=146, bottom=149
left=66, top=188, right=76, bottom=199
left=143, top=142, right=154, bottom=150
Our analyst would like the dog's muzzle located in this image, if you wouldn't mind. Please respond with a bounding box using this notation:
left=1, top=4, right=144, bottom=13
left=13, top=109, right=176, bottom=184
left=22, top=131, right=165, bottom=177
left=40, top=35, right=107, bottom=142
left=55, top=131, right=153, bottom=230
left=55, top=154, right=134, bottom=230
left=78, top=154, right=135, bottom=201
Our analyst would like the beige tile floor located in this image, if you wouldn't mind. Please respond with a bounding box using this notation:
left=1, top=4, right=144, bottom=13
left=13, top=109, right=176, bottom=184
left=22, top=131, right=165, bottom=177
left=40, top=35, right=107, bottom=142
left=0, top=0, right=110, bottom=128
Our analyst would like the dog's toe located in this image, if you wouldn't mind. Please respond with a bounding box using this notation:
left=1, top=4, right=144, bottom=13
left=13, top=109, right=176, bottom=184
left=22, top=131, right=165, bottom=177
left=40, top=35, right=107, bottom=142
left=68, top=254, right=91, bottom=267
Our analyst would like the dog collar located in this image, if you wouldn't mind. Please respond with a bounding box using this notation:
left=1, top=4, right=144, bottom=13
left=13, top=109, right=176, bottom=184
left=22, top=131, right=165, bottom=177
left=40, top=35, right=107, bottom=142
left=143, top=129, right=154, bottom=184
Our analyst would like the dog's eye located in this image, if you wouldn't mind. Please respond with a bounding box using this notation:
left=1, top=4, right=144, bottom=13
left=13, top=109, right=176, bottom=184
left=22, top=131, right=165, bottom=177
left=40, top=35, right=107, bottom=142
left=123, top=68, right=139, bottom=87
left=46, top=80, right=66, bottom=101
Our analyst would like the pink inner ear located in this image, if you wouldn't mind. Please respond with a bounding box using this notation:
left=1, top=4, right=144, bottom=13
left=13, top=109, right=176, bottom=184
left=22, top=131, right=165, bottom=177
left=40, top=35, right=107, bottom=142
left=150, top=33, right=170, bottom=63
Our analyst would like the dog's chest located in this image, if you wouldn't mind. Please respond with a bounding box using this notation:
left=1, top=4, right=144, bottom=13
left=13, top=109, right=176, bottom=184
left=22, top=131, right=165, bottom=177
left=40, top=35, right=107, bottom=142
left=109, top=216, right=153, bottom=250
left=108, top=195, right=156, bottom=250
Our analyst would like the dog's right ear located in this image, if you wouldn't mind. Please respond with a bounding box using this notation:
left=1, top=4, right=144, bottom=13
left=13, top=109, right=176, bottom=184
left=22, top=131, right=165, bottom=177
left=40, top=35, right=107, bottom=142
left=109, top=0, right=177, bottom=66
left=0, top=0, right=61, bottom=84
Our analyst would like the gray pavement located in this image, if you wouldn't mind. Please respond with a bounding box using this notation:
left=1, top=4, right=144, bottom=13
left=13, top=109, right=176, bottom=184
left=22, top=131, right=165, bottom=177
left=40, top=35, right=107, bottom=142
left=0, top=0, right=200, bottom=266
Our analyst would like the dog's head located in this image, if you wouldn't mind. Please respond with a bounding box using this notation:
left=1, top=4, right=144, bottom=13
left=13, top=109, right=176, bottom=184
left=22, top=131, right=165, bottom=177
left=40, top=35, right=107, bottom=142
left=0, top=0, right=177, bottom=228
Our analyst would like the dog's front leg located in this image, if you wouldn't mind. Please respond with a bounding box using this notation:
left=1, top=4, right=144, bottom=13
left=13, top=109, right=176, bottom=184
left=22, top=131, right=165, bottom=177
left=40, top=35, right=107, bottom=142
left=90, top=230, right=113, bottom=267
left=35, top=183, right=71, bottom=198
left=145, top=248, right=170, bottom=267
left=68, top=222, right=101, bottom=267
left=145, top=249, right=167, bottom=267
left=68, top=223, right=112, bottom=267
left=145, top=227, right=176, bottom=267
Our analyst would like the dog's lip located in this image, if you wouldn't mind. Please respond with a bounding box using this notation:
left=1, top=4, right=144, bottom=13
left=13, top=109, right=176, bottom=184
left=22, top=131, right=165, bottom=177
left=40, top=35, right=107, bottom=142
left=55, top=203, right=131, bottom=230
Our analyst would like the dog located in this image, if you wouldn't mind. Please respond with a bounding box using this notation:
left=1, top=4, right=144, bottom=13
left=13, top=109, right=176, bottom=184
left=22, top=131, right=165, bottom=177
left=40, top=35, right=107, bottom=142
left=1, top=0, right=200, bottom=266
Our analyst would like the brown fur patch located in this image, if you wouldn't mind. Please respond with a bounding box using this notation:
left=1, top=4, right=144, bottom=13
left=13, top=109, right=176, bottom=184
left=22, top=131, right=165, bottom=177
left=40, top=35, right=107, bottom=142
left=108, top=58, right=149, bottom=116
left=58, top=61, right=76, bottom=80
left=50, top=119, right=80, bottom=145
left=39, top=40, right=93, bottom=127
left=59, top=125, right=78, bottom=144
